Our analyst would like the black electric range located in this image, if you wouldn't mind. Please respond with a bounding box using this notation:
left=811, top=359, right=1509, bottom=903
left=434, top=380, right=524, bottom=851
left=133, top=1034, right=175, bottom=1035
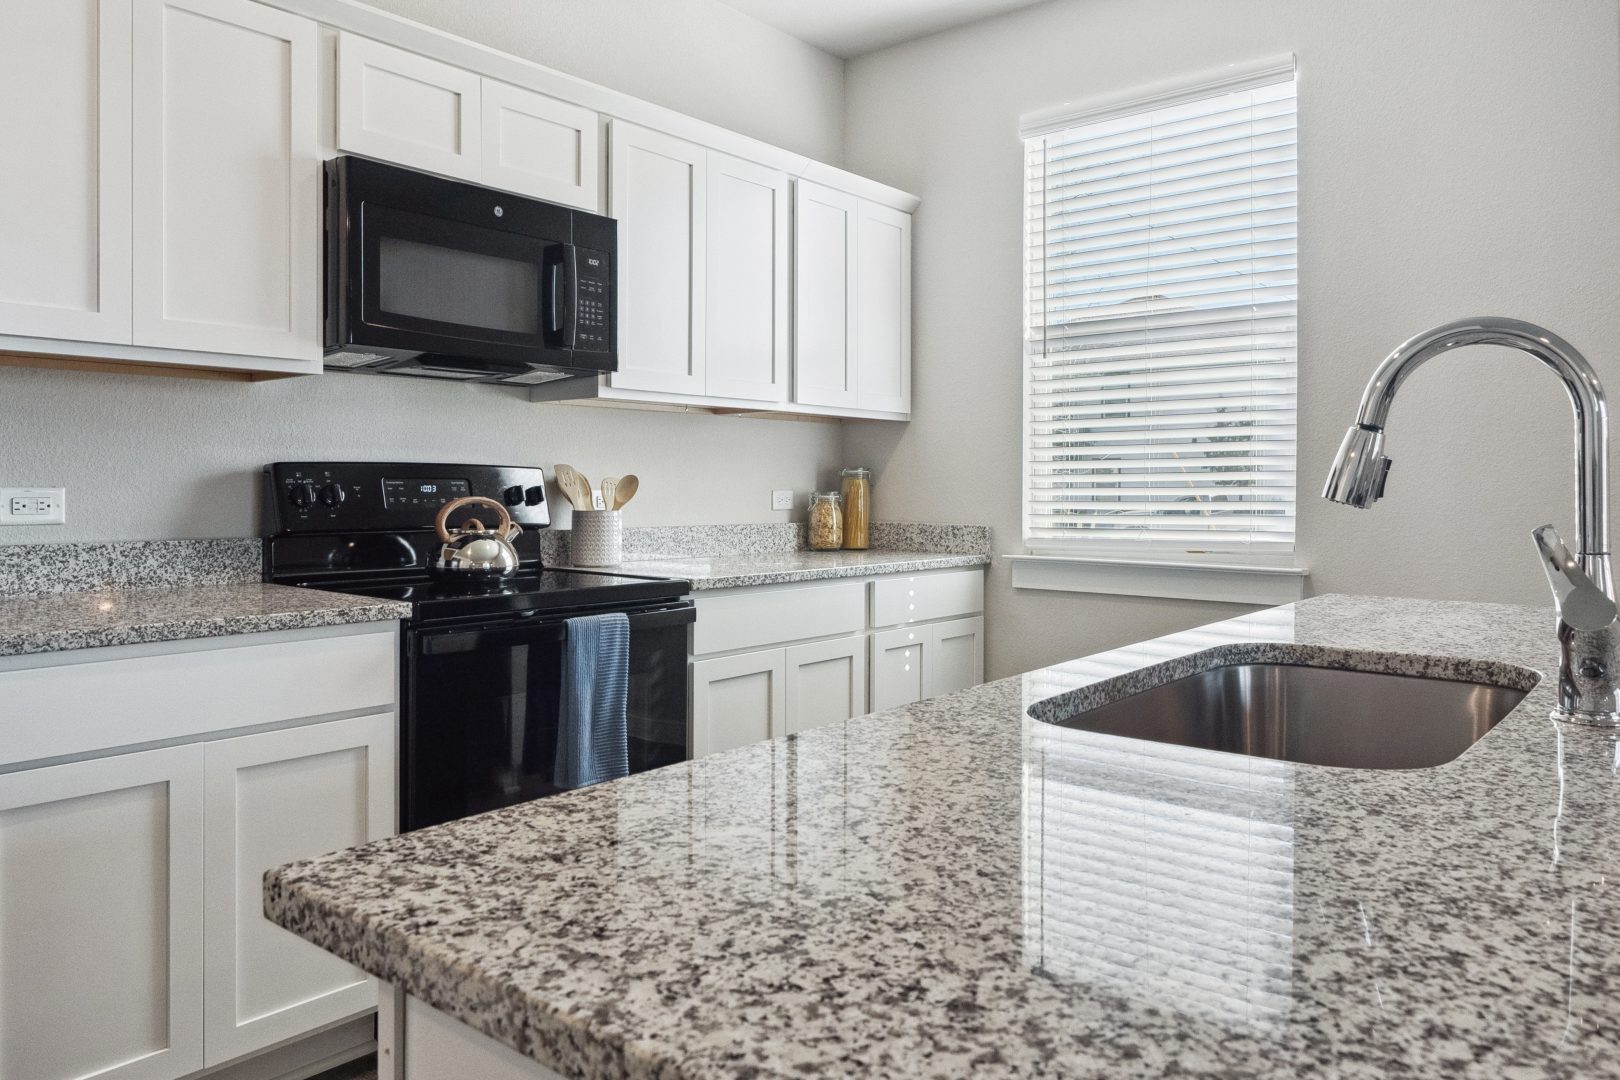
left=263, top=462, right=694, bottom=831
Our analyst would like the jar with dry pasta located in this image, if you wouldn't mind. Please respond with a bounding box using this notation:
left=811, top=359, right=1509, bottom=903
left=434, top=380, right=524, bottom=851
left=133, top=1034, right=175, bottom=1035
left=840, top=466, right=871, bottom=550
left=808, top=492, right=843, bottom=551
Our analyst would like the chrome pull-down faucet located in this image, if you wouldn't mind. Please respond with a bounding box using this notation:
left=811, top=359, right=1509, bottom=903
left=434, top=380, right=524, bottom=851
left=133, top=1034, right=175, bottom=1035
left=1322, top=316, right=1619, bottom=726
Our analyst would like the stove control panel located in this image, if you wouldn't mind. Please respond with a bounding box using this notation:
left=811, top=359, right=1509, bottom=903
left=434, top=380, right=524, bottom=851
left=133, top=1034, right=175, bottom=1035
left=264, top=462, right=551, bottom=535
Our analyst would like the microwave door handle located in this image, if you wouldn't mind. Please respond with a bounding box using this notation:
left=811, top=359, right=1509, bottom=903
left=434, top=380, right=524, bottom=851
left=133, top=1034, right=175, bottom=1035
left=545, top=257, right=563, bottom=337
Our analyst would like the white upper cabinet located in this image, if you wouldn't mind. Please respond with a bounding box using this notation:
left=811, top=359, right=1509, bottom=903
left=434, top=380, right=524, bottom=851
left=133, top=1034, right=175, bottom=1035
left=608, top=121, right=707, bottom=396
left=0, top=0, right=915, bottom=398
left=793, top=180, right=912, bottom=416
left=336, top=32, right=481, bottom=182
left=336, top=36, right=602, bottom=210
left=855, top=200, right=913, bottom=415
left=0, top=0, right=132, bottom=344
left=793, top=180, right=859, bottom=409
left=132, top=0, right=320, bottom=362
left=481, top=79, right=600, bottom=211
left=705, top=151, right=789, bottom=403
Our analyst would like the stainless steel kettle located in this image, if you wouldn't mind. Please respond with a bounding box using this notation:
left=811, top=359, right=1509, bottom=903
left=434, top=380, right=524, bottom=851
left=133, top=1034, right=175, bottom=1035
left=431, top=496, right=522, bottom=585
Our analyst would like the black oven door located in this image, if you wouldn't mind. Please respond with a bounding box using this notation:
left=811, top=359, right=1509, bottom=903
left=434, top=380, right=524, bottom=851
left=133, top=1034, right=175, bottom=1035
left=401, top=603, right=693, bottom=832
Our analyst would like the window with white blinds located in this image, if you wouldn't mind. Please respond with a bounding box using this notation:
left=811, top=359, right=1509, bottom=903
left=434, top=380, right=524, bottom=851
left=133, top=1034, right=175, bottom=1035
left=1023, top=68, right=1298, bottom=555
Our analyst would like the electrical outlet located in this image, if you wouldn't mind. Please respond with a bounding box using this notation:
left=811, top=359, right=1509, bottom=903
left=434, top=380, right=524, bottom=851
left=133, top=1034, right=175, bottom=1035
left=0, top=488, right=66, bottom=526
left=771, top=489, right=795, bottom=511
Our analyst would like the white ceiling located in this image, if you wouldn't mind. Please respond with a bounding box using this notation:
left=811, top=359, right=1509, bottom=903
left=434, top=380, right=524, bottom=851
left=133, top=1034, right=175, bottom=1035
left=716, top=0, right=1051, bottom=58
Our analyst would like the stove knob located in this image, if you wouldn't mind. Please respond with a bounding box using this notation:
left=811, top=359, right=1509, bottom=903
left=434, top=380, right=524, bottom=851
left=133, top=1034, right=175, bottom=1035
left=319, top=482, right=346, bottom=508
left=289, top=481, right=316, bottom=509
left=524, top=485, right=545, bottom=507
left=502, top=485, right=525, bottom=507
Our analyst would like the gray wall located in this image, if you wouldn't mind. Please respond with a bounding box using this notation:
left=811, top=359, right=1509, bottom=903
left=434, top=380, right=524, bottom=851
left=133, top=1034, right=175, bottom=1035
left=0, top=0, right=848, bottom=544
left=843, top=0, right=1620, bottom=679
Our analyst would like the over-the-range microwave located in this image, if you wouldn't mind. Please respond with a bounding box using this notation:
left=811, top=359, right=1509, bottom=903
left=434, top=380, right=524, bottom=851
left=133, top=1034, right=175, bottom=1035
left=324, top=155, right=616, bottom=385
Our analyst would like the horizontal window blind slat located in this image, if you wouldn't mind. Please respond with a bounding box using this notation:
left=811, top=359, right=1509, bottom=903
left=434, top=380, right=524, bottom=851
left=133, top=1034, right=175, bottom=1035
left=1026, top=75, right=1298, bottom=553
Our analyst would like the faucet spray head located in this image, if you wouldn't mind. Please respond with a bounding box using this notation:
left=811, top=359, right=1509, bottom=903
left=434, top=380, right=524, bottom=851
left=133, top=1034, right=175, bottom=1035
left=1322, top=425, right=1392, bottom=508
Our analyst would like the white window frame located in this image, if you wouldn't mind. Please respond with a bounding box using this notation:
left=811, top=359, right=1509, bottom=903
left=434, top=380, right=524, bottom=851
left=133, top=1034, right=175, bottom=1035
left=1015, top=57, right=1308, bottom=603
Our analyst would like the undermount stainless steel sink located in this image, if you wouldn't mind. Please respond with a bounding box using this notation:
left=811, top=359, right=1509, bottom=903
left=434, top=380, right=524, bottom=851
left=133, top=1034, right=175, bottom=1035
left=1051, top=664, right=1532, bottom=769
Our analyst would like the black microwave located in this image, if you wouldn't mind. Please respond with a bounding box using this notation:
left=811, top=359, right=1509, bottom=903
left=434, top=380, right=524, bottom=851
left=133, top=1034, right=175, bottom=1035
left=324, top=155, right=615, bottom=385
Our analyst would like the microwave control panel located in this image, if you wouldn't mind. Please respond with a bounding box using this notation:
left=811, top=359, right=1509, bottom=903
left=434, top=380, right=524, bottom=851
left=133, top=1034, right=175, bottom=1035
left=574, top=247, right=612, bottom=354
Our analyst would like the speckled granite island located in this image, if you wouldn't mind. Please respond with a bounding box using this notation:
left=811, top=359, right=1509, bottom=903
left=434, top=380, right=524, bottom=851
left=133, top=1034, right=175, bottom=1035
left=265, top=594, right=1620, bottom=1079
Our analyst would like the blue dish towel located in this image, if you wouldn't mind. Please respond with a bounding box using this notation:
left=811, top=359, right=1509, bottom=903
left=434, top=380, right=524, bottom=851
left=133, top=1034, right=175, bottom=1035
left=554, top=611, right=631, bottom=790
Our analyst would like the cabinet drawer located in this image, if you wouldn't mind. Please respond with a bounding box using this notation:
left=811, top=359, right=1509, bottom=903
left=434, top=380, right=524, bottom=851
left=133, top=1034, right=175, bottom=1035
left=871, top=569, right=984, bottom=627
left=0, top=629, right=397, bottom=768
left=693, top=580, right=865, bottom=655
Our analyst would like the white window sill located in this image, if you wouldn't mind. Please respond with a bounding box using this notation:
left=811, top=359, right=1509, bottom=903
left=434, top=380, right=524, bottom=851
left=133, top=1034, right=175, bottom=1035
left=1006, top=553, right=1309, bottom=605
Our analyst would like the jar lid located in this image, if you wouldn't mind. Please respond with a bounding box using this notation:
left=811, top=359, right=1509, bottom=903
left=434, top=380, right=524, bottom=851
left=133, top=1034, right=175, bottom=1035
left=811, top=490, right=841, bottom=499
left=840, top=466, right=871, bottom=477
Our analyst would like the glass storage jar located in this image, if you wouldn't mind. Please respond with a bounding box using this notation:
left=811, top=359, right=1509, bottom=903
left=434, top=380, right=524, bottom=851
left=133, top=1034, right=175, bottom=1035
left=840, top=467, right=871, bottom=550
left=808, top=492, right=843, bottom=551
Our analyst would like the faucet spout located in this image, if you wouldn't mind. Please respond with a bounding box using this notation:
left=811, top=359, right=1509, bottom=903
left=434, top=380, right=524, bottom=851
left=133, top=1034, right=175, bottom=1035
left=1323, top=316, right=1618, bottom=725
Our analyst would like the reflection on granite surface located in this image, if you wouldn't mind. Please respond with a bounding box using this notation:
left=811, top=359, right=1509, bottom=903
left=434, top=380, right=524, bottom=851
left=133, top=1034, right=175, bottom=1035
left=267, top=595, right=1620, bottom=1079
left=1023, top=723, right=1296, bottom=1030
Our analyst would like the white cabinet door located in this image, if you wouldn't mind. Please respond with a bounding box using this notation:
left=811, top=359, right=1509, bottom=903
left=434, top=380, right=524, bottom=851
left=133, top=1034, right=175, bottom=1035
left=705, top=151, right=788, bottom=403
left=336, top=33, right=481, bottom=182
left=202, top=714, right=395, bottom=1066
left=0, top=0, right=132, bottom=343
left=926, top=616, right=984, bottom=699
left=0, top=745, right=204, bottom=1080
left=792, top=180, right=858, bottom=409
left=855, top=200, right=912, bottom=414
left=870, top=625, right=929, bottom=713
left=481, top=79, right=599, bottom=210
left=132, top=0, right=320, bottom=363
left=784, top=637, right=868, bottom=735
left=692, top=649, right=785, bottom=757
left=608, top=121, right=706, bottom=395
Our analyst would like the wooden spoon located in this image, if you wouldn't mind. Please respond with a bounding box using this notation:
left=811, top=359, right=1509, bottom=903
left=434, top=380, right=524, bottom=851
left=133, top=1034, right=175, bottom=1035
left=600, top=476, right=619, bottom=512
left=554, top=464, right=592, bottom=511
left=612, top=474, right=639, bottom=510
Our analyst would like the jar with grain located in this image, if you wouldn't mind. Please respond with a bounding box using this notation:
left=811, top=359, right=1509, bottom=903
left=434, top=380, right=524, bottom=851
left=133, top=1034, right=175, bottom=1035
left=808, top=492, right=843, bottom=551
left=840, top=466, right=871, bottom=550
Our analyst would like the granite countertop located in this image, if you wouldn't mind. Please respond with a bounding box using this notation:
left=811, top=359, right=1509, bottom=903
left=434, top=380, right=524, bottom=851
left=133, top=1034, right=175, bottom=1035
left=0, top=583, right=411, bottom=658
left=567, top=548, right=992, bottom=590
left=265, top=594, right=1620, bottom=1079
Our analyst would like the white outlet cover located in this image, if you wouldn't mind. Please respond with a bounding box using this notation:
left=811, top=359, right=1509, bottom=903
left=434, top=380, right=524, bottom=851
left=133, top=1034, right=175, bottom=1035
left=771, top=489, right=795, bottom=511
left=0, top=487, right=66, bottom=526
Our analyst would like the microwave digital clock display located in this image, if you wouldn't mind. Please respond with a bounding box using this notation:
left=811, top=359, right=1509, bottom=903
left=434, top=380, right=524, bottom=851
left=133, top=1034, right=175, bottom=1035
left=381, top=477, right=471, bottom=510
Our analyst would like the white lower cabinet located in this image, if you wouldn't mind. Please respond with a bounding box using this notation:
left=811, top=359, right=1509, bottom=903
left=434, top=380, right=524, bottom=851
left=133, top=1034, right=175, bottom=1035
left=202, top=714, right=395, bottom=1066
left=871, top=616, right=986, bottom=711
left=689, top=569, right=985, bottom=758
left=930, top=616, right=986, bottom=698
left=691, top=649, right=786, bottom=757
left=784, top=637, right=867, bottom=735
left=871, top=625, right=929, bottom=713
left=0, top=745, right=205, bottom=1080
left=0, top=626, right=399, bottom=1080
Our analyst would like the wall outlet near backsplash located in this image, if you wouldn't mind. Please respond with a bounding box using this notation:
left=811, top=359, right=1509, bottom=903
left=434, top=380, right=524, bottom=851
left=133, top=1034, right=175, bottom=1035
left=0, top=488, right=66, bottom=525
left=771, top=489, right=795, bottom=511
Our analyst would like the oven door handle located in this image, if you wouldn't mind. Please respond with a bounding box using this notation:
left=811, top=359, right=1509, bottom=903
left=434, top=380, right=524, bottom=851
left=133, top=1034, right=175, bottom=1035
left=416, top=604, right=694, bottom=653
